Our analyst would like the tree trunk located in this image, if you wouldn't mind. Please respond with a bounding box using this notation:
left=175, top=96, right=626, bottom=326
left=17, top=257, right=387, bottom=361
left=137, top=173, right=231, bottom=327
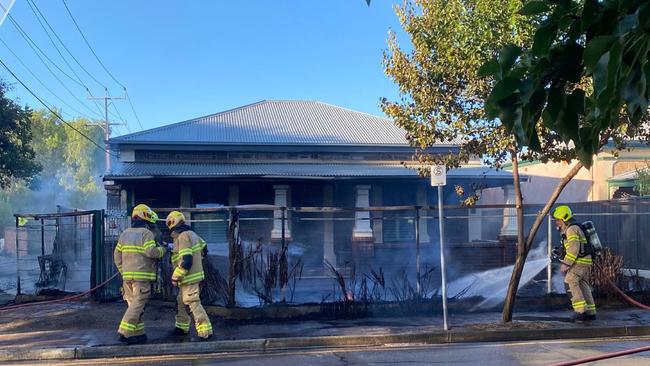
left=502, top=152, right=525, bottom=322
left=501, top=160, right=584, bottom=322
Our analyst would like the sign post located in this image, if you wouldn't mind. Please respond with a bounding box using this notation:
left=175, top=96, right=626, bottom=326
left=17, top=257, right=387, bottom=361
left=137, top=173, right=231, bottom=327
left=430, top=164, right=449, bottom=330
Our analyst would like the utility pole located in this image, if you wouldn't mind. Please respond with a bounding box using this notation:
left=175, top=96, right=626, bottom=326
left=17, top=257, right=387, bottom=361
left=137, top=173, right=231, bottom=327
left=88, top=88, right=125, bottom=172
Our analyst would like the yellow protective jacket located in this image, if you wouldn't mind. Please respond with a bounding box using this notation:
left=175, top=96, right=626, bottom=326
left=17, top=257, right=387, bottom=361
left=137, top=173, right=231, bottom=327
left=171, top=228, right=207, bottom=285
left=561, top=222, right=592, bottom=266
left=114, top=226, right=165, bottom=282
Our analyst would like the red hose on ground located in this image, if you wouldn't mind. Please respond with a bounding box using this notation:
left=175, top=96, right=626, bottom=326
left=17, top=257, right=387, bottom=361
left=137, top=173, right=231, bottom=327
left=549, top=277, right=650, bottom=365
left=548, top=345, right=650, bottom=366
left=0, top=272, right=119, bottom=312
left=606, top=278, right=650, bottom=310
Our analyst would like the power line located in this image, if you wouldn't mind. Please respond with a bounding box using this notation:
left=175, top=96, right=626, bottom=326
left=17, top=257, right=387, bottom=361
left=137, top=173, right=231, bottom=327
left=27, top=0, right=106, bottom=90
left=0, top=57, right=115, bottom=156
left=61, top=0, right=144, bottom=131
left=110, top=100, right=125, bottom=121
left=0, top=37, right=93, bottom=119
left=1, top=11, right=104, bottom=118
left=23, top=0, right=104, bottom=118
left=25, top=0, right=86, bottom=89
left=2, top=7, right=84, bottom=89
left=125, top=89, right=144, bottom=130
left=61, top=0, right=123, bottom=88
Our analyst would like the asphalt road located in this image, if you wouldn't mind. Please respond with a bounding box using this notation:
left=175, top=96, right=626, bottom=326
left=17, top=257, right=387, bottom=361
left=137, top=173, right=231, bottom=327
left=10, top=336, right=650, bottom=366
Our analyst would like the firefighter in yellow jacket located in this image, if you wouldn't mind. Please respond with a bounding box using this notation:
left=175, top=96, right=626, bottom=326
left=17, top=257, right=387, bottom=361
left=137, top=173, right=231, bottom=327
left=553, top=205, right=596, bottom=322
left=114, top=204, right=165, bottom=344
left=166, top=211, right=213, bottom=341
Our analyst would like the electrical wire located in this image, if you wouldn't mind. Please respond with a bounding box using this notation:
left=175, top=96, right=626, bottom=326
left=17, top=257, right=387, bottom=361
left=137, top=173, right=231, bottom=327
left=60, top=0, right=144, bottom=131
left=0, top=57, right=116, bottom=156
left=23, top=0, right=104, bottom=118
left=1, top=4, right=83, bottom=89
left=0, top=37, right=91, bottom=119
left=61, top=0, right=123, bottom=89
left=25, top=0, right=86, bottom=89
left=27, top=0, right=106, bottom=90
left=125, top=89, right=144, bottom=130
left=0, top=16, right=104, bottom=119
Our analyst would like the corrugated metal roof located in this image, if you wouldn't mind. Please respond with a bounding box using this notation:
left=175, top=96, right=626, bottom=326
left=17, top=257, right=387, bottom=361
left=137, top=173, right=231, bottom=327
left=111, top=100, right=460, bottom=146
left=106, top=162, right=512, bottom=180
left=608, top=168, right=647, bottom=182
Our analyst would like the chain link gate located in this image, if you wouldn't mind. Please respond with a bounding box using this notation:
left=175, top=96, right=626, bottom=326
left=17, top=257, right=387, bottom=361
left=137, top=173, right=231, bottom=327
left=11, top=209, right=102, bottom=298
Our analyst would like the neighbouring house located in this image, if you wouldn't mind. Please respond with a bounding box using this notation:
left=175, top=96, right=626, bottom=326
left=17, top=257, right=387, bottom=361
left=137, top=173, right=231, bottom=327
left=504, top=142, right=650, bottom=203
left=104, top=100, right=519, bottom=282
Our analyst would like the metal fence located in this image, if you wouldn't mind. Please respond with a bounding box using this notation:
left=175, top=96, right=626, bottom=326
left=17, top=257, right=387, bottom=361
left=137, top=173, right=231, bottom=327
left=4, top=210, right=102, bottom=298
left=3, top=198, right=650, bottom=307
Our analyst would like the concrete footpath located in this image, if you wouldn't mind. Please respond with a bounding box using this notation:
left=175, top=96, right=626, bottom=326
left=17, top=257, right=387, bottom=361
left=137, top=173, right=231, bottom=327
left=0, top=301, right=650, bottom=362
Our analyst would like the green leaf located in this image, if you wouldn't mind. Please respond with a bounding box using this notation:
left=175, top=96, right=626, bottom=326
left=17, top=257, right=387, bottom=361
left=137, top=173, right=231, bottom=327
left=615, top=14, right=638, bottom=36
left=519, top=1, right=549, bottom=16
left=567, top=89, right=586, bottom=115
left=498, top=44, right=522, bottom=72
left=584, top=36, right=616, bottom=73
left=546, top=83, right=565, bottom=122
left=623, top=67, right=648, bottom=123
left=638, top=2, right=650, bottom=30
left=581, top=0, right=600, bottom=32
left=532, top=22, right=558, bottom=57
left=594, top=40, right=622, bottom=116
left=496, top=95, right=522, bottom=132
left=576, top=146, right=594, bottom=169
left=561, top=108, right=580, bottom=144
left=542, top=110, right=555, bottom=129
left=490, top=77, right=520, bottom=102
left=550, top=42, right=584, bottom=82
left=478, top=59, right=500, bottom=78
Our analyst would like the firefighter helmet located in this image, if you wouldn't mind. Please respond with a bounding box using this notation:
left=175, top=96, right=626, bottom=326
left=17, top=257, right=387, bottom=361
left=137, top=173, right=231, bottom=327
left=552, top=205, right=573, bottom=222
left=132, top=204, right=157, bottom=223
left=166, top=211, right=186, bottom=229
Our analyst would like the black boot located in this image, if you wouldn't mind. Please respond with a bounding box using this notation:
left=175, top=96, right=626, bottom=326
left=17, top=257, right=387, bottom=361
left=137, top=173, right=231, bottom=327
left=119, top=334, right=146, bottom=345
left=572, top=313, right=589, bottom=322
left=192, top=334, right=213, bottom=342
left=170, top=327, right=188, bottom=336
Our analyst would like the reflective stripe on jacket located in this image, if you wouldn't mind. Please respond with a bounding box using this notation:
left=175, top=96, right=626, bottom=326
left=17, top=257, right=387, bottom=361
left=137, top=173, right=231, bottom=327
left=562, top=224, right=592, bottom=266
left=171, top=230, right=207, bottom=285
left=114, top=227, right=164, bottom=282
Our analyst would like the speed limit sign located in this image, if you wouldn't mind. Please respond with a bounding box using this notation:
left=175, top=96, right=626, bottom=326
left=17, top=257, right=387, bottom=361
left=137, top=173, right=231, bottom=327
left=430, top=164, right=446, bottom=186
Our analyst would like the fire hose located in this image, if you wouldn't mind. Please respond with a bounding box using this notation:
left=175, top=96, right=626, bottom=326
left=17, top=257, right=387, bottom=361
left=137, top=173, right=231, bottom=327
left=548, top=269, right=650, bottom=366
left=0, top=272, right=119, bottom=312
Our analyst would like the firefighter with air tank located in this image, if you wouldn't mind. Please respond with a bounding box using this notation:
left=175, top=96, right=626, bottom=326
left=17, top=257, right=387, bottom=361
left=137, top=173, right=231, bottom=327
left=114, top=204, right=166, bottom=344
left=552, top=205, right=598, bottom=322
left=166, top=210, right=213, bottom=341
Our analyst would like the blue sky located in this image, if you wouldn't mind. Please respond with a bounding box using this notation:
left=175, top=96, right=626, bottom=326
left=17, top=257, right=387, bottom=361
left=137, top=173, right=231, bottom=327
left=0, top=0, right=407, bottom=136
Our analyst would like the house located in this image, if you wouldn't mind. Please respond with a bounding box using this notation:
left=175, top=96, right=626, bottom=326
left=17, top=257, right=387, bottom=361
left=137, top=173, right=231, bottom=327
left=104, top=100, right=517, bottom=276
left=505, top=142, right=650, bottom=203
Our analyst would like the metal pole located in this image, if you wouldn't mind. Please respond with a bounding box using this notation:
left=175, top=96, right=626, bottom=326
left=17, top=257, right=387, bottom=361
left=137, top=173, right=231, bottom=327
left=415, top=207, right=421, bottom=295
left=438, top=186, right=449, bottom=330
left=104, top=88, right=110, bottom=172
left=281, top=207, right=286, bottom=251
left=547, top=214, right=552, bottom=294
left=40, top=218, right=45, bottom=256
left=15, top=216, right=20, bottom=296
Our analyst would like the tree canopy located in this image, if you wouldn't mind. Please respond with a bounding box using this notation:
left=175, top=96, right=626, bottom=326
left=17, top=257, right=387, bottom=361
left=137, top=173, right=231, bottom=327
left=381, top=0, right=534, bottom=171
left=0, top=81, right=40, bottom=188
left=483, top=0, right=650, bottom=168
left=0, top=110, right=104, bottom=232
